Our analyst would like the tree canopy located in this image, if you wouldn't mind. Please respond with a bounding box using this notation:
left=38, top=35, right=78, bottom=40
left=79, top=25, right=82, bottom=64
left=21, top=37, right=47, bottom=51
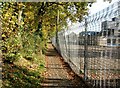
left=1, top=2, right=89, bottom=63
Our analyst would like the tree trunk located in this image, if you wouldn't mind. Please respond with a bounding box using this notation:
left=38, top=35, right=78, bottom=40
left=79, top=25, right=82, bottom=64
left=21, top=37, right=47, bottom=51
left=56, top=10, right=60, bottom=51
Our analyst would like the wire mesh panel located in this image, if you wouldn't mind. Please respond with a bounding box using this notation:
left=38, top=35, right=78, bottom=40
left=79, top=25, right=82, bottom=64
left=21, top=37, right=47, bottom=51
left=52, top=1, right=120, bottom=88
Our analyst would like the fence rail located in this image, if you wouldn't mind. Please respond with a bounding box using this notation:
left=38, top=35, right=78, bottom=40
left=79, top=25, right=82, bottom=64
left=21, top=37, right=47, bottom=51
left=52, top=32, right=120, bottom=88
left=52, top=1, right=120, bottom=88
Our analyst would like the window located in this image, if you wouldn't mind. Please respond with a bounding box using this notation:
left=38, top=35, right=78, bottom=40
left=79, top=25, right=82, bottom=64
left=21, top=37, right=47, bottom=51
left=112, top=29, right=114, bottom=35
left=118, top=30, right=120, bottom=32
left=108, top=29, right=111, bottom=36
left=118, top=33, right=120, bottom=37
left=112, top=39, right=116, bottom=45
left=107, top=39, right=111, bottom=43
left=112, top=17, right=116, bottom=21
left=103, top=31, right=107, bottom=36
left=118, top=39, right=120, bottom=43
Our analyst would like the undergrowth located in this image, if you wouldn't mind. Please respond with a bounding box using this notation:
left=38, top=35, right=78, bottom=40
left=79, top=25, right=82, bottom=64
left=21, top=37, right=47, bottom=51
left=2, top=53, right=45, bottom=88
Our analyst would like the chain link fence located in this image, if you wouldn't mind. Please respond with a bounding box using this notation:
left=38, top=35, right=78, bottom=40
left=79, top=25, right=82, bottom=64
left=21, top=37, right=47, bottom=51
left=52, top=1, right=120, bottom=88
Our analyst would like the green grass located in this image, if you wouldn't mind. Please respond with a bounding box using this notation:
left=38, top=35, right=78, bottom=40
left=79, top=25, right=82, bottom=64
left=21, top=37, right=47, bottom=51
left=2, top=53, right=45, bottom=88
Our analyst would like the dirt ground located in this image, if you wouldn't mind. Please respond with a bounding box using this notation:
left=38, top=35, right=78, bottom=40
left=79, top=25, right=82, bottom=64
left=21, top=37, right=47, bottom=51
left=41, top=43, right=89, bottom=88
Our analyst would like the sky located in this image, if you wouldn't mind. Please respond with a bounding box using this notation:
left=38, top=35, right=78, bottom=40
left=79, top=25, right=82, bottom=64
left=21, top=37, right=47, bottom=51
left=66, top=0, right=119, bottom=35
left=68, top=0, right=112, bottom=26
left=89, top=0, right=119, bottom=15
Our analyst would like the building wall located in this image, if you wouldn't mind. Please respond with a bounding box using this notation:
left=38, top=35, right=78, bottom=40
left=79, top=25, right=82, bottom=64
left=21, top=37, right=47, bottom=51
left=79, top=1, right=120, bottom=32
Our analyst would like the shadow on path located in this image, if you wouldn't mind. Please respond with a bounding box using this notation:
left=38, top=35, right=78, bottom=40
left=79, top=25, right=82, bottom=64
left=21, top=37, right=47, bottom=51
left=45, top=48, right=58, bottom=56
left=41, top=43, right=89, bottom=88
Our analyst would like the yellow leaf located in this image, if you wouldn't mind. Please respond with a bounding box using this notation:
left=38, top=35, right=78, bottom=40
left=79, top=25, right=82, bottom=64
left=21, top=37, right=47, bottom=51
left=2, top=34, right=6, bottom=37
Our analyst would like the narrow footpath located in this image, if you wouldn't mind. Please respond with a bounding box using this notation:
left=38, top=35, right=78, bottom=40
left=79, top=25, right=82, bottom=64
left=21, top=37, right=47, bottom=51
left=41, top=43, right=89, bottom=88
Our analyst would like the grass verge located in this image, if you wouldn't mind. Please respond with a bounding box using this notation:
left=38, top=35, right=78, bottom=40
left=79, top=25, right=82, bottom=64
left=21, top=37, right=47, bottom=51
left=2, top=53, right=45, bottom=88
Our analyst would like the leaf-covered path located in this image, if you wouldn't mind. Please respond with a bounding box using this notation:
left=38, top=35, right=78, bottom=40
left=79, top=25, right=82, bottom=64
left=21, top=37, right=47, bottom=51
left=41, top=43, right=89, bottom=88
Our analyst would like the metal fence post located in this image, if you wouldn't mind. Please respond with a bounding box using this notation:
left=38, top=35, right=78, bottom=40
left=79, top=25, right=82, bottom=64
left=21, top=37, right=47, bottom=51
left=84, top=17, right=88, bottom=81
